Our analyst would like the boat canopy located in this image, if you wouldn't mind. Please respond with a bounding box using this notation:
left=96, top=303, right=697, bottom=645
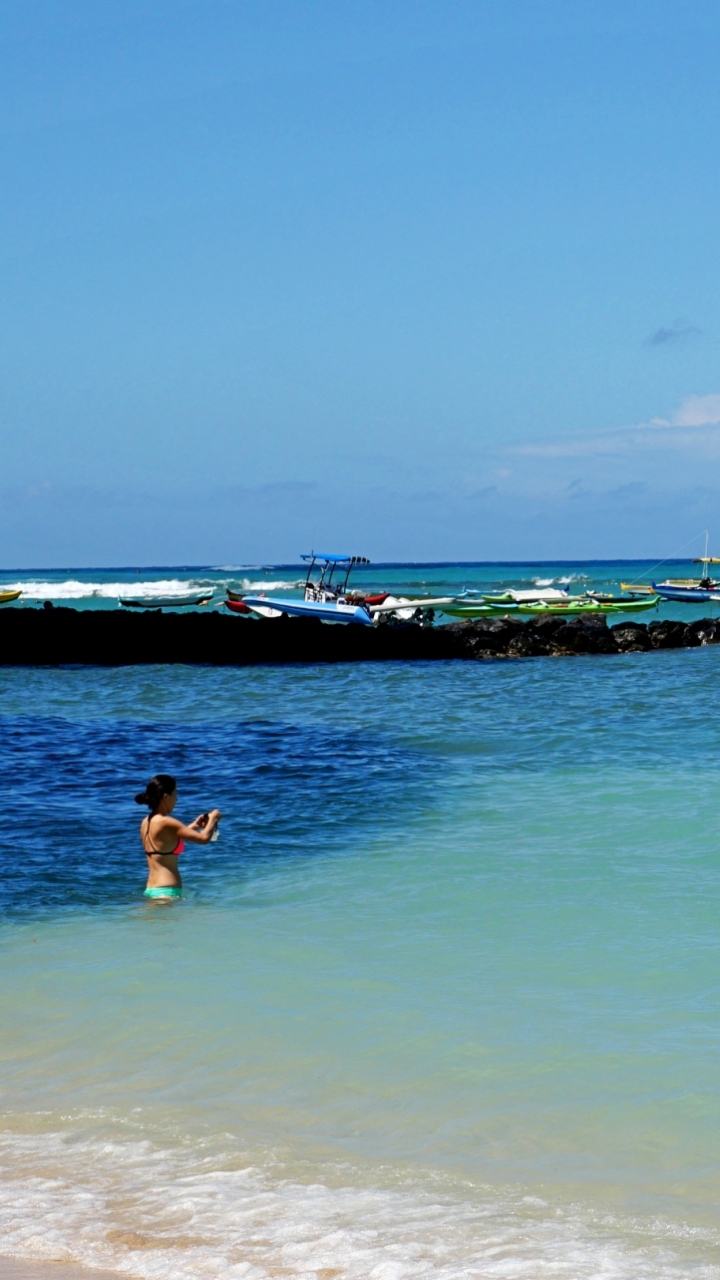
left=301, top=553, right=370, bottom=565
left=300, top=552, right=370, bottom=602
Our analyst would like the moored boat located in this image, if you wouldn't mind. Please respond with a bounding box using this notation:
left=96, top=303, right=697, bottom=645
left=369, top=595, right=456, bottom=620
left=0, top=589, right=22, bottom=604
left=241, top=595, right=373, bottom=624
left=442, top=595, right=658, bottom=618
left=120, top=593, right=214, bottom=608
left=619, top=583, right=656, bottom=595
left=652, top=534, right=720, bottom=602
left=481, top=588, right=570, bottom=603
left=519, top=596, right=658, bottom=615
left=651, top=584, right=720, bottom=602
left=231, top=554, right=374, bottom=624
left=584, top=591, right=660, bottom=610
left=225, top=596, right=283, bottom=617
left=440, top=600, right=518, bottom=618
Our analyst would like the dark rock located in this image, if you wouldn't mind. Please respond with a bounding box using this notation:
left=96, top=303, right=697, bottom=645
left=445, top=617, right=524, bottom=653
left=506, top=632, right=549, bottom=657
left=548, top=620, right=618, bottom=655
left=610, top=620, right=647, bottom=634
left=0, top=606, right=461, bottom=666
left=0, top=606, right=712, bottom=667
left=611, top=622, right=652, bottom=653
left=686, top=617, right=720, bottom=645
left=571, top=612, right=610, bottom=630
left=525, top=615, right=568, bottom=637
left=647, top=619, right=690, bottom=649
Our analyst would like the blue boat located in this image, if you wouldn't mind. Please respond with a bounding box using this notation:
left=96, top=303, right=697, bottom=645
left=236, top=553, right=374, bottom=625
left=652, top=583, right=720, bottom=602
left=241, top=595, right=373, bottom=624
left=653, top=533, right=720, bottom=602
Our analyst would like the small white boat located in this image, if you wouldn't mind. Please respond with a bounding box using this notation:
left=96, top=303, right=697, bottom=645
left=120, top=593, right=213, bottom=608
left=481, top=588, right=570, bottom=603
left=369, top=596, right=456, bottom=620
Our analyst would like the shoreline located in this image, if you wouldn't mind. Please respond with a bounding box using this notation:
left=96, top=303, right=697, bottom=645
left=0, top=606, right=718, bottom=665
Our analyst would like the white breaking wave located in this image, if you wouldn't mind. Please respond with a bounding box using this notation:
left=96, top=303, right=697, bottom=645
left=3, top=579, right=213, bottom=600
left=533, top=575, right=587, bottom=588
left=1, top=578, right=304, bottom=600
left=0, top=1120, right=718, bottom=1280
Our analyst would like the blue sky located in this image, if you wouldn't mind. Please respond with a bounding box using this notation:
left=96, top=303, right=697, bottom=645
left=2, top=1, right=720, bottom=565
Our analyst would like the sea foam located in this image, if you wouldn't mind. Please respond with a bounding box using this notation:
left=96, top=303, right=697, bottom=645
left=0, top=1120, right=718, bottom=1280
left=1, top=578, right=303, bottom=600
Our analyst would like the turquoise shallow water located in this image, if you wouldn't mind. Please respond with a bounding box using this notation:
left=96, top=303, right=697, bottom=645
left=3, top=555, right=720, bottom=625
left=2, top=568, right=720, bottom=1277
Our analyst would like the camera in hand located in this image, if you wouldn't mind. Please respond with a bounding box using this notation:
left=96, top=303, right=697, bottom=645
left=200, top=812, right=220, bottom=842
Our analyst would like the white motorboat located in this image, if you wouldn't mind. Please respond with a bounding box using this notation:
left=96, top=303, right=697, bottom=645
left=235, top=553, right=373, bottom=625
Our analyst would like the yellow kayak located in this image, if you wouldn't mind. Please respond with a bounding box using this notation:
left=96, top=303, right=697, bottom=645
left=0, top=589, right=21, bottom=604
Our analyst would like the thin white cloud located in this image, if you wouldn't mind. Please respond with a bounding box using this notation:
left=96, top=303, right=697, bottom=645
left=474, top=392, right=720, bottom=503
left=512, top=393, right=720, bottom=460
left=671, top=393, right=720, bottom=427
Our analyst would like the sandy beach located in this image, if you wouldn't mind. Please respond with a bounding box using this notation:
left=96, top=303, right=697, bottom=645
left=0, top=1261, right=122, bottom=1280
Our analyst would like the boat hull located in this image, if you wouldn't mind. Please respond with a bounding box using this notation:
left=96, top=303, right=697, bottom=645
left=652, top=584, right=720, bottom=602
left=120, top=595, right=213, bottom=608
left=482, top=589, right=570, bottom=603
left=0, top=590, right=21, bottom=604
left=443, top=597, right=658, bottom=618
left=225, top=598, right=284, bottom=618
left=241, top=595, right=373, bottom=624
left=441, top=602, right=516, bottom=618
left=518, top=597, right=658, bottom=615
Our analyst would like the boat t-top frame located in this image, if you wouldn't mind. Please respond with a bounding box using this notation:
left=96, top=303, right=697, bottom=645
left=691, top=531, right=720, bottom=589
left=301, top=553, right=370, bottom=602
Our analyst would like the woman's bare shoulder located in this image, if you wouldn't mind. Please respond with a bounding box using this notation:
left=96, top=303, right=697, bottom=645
left=148, top=813, right=181, bottom=828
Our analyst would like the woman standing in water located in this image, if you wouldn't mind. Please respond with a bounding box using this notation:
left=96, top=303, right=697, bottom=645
left=136, top=773, right=221, bottom=900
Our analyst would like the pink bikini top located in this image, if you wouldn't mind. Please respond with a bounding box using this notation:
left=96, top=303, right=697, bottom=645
left=144, top=820, right=184, bottom=857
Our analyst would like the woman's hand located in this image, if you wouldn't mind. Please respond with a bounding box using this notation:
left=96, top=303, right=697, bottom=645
left=181, top=810, right=222, bottom=842
left=190, top=810, right=220, bottom=826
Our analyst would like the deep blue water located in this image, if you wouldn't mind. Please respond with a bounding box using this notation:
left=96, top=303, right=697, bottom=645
left=2, top=642, right=719, bottom=920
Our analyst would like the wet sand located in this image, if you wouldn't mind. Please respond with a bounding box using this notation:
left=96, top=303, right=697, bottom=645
left=0, top=1260, right=123, bottom=1280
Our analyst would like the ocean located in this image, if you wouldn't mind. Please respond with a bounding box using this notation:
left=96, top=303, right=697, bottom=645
left=1, top=557, right=719, bottom=617
left=2, top=561, right=720, bottom=1279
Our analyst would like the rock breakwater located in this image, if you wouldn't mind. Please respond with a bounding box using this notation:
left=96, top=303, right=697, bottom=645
left=0, top=606, right=719, bottom=666
left=445, top=613, right=720, bottom=658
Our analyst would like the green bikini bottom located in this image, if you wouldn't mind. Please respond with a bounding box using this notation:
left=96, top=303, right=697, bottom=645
left=144, top=886, right=182, bottom=900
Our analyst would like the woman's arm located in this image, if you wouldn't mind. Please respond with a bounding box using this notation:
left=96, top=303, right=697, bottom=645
left=175, top=809, right=222, bottom=845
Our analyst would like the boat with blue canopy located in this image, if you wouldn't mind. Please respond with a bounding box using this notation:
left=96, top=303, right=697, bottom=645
left=231, top=553, right=374, bottom=624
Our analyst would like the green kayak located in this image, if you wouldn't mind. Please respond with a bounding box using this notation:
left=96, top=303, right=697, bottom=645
left=518, top=596, right=659, bottom=615
left=442, top=596, right=660, bottom=618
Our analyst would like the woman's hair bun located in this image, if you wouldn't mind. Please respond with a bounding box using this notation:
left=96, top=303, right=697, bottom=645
left=134, top=774, right=177, bottom=809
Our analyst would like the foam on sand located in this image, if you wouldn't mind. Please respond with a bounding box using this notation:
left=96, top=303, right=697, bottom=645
left=1, top=1120, right=719, bottom=1280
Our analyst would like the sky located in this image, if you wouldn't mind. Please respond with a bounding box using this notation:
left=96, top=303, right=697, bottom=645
left=2, top=1, right=720, bottom=566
